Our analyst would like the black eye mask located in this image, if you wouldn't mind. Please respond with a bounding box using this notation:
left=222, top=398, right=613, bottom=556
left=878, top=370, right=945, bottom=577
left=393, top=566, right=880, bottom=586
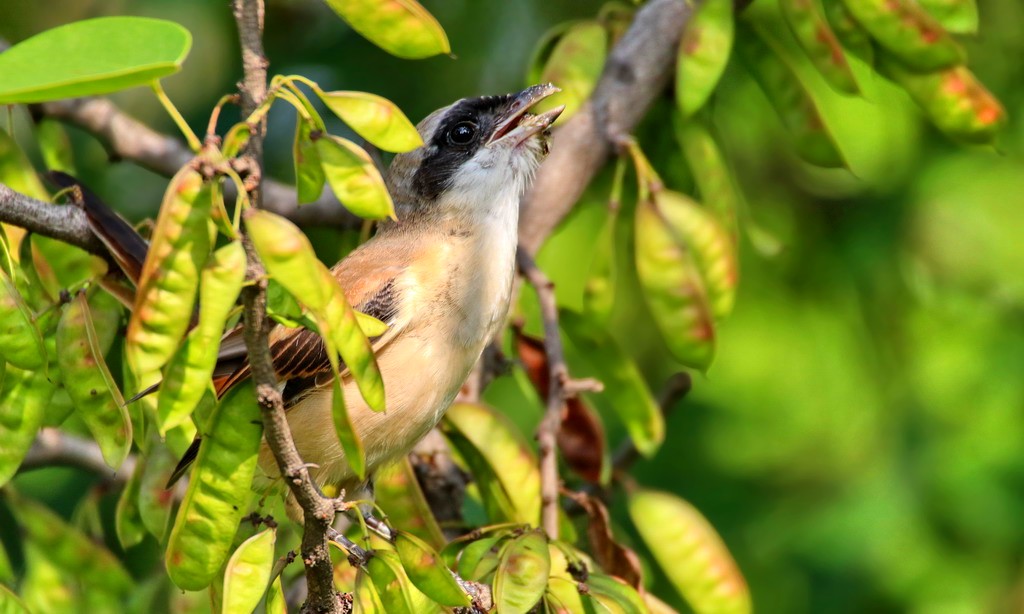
left=412, top=94, right=514, bottom=201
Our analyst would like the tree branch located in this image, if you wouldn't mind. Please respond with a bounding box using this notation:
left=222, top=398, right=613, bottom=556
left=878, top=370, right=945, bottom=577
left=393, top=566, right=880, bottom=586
left=230, top=1, right=342, bottom=612
left=0, top=183, right=105, bottom=256
left=34, top=98, right=360, bottom=229
left=518, top=0, right=694, bottom=254
left=19, top=428, right=137, bottom=486
left=517, top=250, right=568, bottom=540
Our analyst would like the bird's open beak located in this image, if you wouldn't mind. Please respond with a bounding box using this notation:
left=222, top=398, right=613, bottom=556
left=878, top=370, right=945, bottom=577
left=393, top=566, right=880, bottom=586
left=487, top=83, right=565, bottom=147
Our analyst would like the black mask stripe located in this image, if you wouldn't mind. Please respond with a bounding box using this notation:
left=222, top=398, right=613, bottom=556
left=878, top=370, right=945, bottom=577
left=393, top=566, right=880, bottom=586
left=412, top=94, right=515, bottom=201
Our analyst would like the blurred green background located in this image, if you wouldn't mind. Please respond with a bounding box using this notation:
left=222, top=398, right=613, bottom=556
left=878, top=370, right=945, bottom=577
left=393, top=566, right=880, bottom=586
left=4, top=0, right=1024, bottom=612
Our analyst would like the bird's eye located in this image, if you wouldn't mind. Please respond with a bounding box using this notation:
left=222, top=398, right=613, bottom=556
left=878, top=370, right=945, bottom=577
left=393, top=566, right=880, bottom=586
left=447, top=121, right=477, bottom=145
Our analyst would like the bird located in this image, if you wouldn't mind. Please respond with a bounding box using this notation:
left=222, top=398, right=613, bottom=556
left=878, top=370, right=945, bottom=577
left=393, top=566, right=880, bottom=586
left=70, top=84, right=564, bottom=531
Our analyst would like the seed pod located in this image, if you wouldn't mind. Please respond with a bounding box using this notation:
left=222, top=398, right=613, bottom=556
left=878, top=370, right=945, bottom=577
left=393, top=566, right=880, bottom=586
left=57, top=291, right=132, bottom=469
left=918, top=0, right=977, bottom=34
left=735, top=24, right=846, bottom=168
left=676, top=0, right=734, bottom=117
left=780, top=0, right=859, bottom=95
left=880, top=58, right=1005, bottom=144
left=158, top=241, right=246, bottom=434
left=126, top=169, right=211, bottom=382
left=115, top=458, right=146, bottom=549
left=823, top=0, right=874, bottom=63
left=165, top=381, right=263, bottom=591
left=316, top=133, right=396, bottom=220
left=840, top=0, right=964, bottom=71
left=634, top=190, right=716, bottom=371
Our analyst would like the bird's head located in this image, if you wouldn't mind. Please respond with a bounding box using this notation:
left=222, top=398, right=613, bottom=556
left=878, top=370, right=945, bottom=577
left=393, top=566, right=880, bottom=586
left=385, top=84, right=563, bottom=224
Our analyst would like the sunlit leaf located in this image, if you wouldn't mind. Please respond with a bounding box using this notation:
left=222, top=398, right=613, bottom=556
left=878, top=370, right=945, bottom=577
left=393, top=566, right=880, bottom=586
left=442, top=403, right=541, bottom=525
left=0, top=17, right=191, bottom=103
left=222, top=528, right=276, bottom=614
left=534, top=20, right=607, bottom=122
left=628, top=489, right=750, bottom=614
left=493, top=530, right=550, bottom=614
left=318, top=90, right=423, bottom=152
left=395, top=531, right=471, bottom=606
left=316, top=134, right=395, bottom=220
left=322, top=0, right=450, bottom=59
left=676, top=0, right=734, bottom=117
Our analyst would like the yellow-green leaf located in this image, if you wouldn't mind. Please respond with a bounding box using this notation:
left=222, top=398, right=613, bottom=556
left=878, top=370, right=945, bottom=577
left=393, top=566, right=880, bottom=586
left=316, top=134, right=395, bottom=220
left=323, top=0, right=450, bottom=59
left=0, top=366, right=52, bottom=486
left=0, top=268, right=46, bottom=370
left=294, top=118, right=326, bottom=205
left=534, top=21, right=607, bottom=122
left=628, top=489, right=750, bottom=614
left=443, top=403, right=541, bottom=525
left=493, top=530, right=550, bottom=614
left=223, top=528, right=277, bottom=614
left=318, top=90, right=423, bottom=152
left=396, top=531, right=471, bottom=607
left=676, top=0, right=734, bottom=117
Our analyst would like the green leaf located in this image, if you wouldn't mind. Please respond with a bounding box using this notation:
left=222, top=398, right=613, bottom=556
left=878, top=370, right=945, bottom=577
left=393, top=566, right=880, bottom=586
left=35, top=119, right=76, bottom=174
left=559, top=310, right=665, bottom=455
left=456, top=533, right=508, bottom=582
left=165, top=381, right=263, bottom=591
left=442, top=403, right=541, bottom=525
left=316, top=134, right=396, bottom=220
left=0, top=268, right=47, bottom=370
left=395, top=531, right=470, bottom=607
left=266, top=576, right=288, bottom=614
left=322, top=0, right=450, bottom=59
left=676, top=0, right=734, bottom=117
left=0, top=16, right=191, bottom=103
left=734, top=24, right=846, bottom=168
left=534, top=21, right=607, bottom=122
left=585, top=573, right=647, bottom=614
left=222, top=528, right=277, bottom=614
left=0, top=127, right=49, bottom=200
left=57, top=291, right=132, bottom=469
left=628, top=489, right=750, bottom=614
left=318, top=90, right=423, bottom=153
left=493, top=530, right=551, bottom=614
left=115, top=459, right=147, bottom=549
left=0, top=366, right=53, bottom=486
left=374, top=457, right=446, bottom=548
left=294, top=119, right=326, bottom=205
left=5, top=490, right=133, bottom=598
left=918, top=0, right=978, bottom=34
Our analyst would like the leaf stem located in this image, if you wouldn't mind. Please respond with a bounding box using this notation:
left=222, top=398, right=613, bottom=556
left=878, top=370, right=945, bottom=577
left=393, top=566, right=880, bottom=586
left=150, top=80, right=201, bottom=152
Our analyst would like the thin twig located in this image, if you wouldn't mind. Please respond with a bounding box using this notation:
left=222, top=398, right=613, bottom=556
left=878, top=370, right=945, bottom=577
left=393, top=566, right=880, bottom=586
left=19, top=428, right=137, bottom=486
left=230, top=1, right=342, bottom=612
left=516, top=250, right=568, bottom=539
